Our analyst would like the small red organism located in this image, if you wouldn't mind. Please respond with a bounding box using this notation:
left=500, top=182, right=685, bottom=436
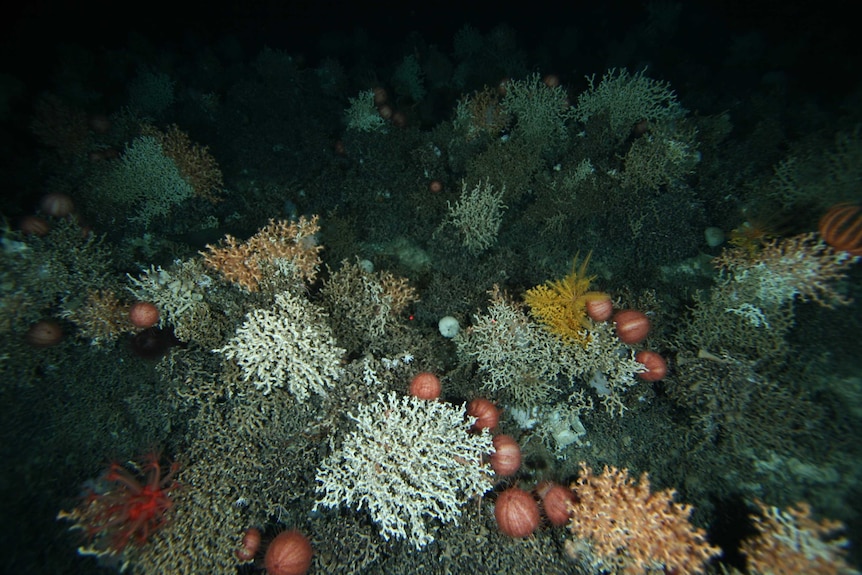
left=59, top=452, right=180, bottom=555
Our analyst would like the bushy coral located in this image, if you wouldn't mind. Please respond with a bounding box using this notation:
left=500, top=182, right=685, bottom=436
left=565, top=463, right=720, bottom=575
left=573, top=67, right=684, bottom=144
left=681, top=232, right=858, bottom=361
left=141, top=124, right=224, bottom=203
left=214, top=290, right=345, bottom=399
left=714, top=232, right=858, bottom=309
left=128, top=70, right=176, bottom=117
left=620, top=121, right=700, bottom=191
left=320, top=259, right=419, bottom=354
left=456, top=287, right=643, bottom=416
left=453, top=85, right=510, bottom=141
left=202, top=216, right=323, bottom=292
left=60, top=289, right=132, bottom=347
left=314, top=391, right=495, bottom=548
left=344, top=90, right=387, bottom=132
left=89, top=135, right=195, bottom=228
left=501, top=73, right=571, bottom=154
left=741, top=500, right=858, bottom=575
left=440, top=179, right=507, bottom=255
left=126, top=258, right=227, bottom=346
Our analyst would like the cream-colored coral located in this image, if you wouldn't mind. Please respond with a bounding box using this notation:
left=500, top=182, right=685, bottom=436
left=565, top=463, right=720, bottom=575
left=714, top=232, right=858, bottom=309
left=314, top=391, right=495, bottom=548
left=573, top=67, right=684, bottom=143
left=214, top=290, right=345, bottom=399
left=441, top=179, right=507, bottom=255
left=126, top=259, right=214, bottom=344
left=344, top=90, right=387, bottom=132
left=501, top=73, right=571, bottom=151
left=456, top=288, right=643, bottom=415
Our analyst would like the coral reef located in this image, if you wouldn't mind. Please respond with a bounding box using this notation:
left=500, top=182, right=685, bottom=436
left=320, top=258, right=419, bottom=355
left=60, top=289, right=133, bottom=347
left=439, top=179, right=507, bottom=255
left=140, top=124, right=224, bottom=203
left=88, top=135, right=195, bottom=228
left=573, top=67, right=684, bottom=144
left=456, top=287, right=643, bottom=416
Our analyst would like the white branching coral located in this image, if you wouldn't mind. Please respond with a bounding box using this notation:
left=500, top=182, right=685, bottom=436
left=442, top=179, right=507, bottom=255
left=344, top=90, right=387, bottom=132
left=456, top=289, right=643, bottom=416
left=214, top=291, right=345, bottom=399
left=574, top=67, right=684, bottom=143
left=314, top=391, right=495, bottom=548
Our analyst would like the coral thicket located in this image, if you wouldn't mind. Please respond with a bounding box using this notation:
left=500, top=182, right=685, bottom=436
left=742, top=500, right=858, bottom=575
left=214, top=290, right=345, bottom=399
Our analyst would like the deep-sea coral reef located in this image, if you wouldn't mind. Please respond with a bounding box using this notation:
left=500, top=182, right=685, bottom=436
left=214, top=290, right=345, bottom=399
left=573, top=67, right=684, bottom=144
left=141, top=124, right=224, bottom=203
left=500, top=72, right=571, bottom=153
left=60, top=289, right=132, bottom=347
left=314, top=391, right=495, bottom=549
left=714, top=232, right=858, bottom=309
left=125, top=257, right=230, bottom=347
left=320, top=258, right=419, bottom=354
left=741, top=500, right=859, bottom=575
left=681, top=232, right=858, bottom=361
left=90, top=135, right=195, bottom=228
left=564, top=463, right=720, bottom=575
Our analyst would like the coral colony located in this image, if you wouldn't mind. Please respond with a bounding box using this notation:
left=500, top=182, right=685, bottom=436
left=2, top=5, right=862, bottom=575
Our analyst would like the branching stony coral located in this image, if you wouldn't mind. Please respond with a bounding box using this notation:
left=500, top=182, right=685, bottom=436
left=214, top=290, right=345, bottom=399
left=89, top=135, right=194, bottom=228
left=456, top=288, right=643, bottom=415
left=574, top=67, right=684, bottom=143
left=314, top=391, right=494, bottom=549
left=441, top=179, right=507, bottom=255
left=501, top=73, right=571, bottom=152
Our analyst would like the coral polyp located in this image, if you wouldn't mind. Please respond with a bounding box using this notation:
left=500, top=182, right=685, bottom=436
left=58, top=453, right=180, bottom=556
